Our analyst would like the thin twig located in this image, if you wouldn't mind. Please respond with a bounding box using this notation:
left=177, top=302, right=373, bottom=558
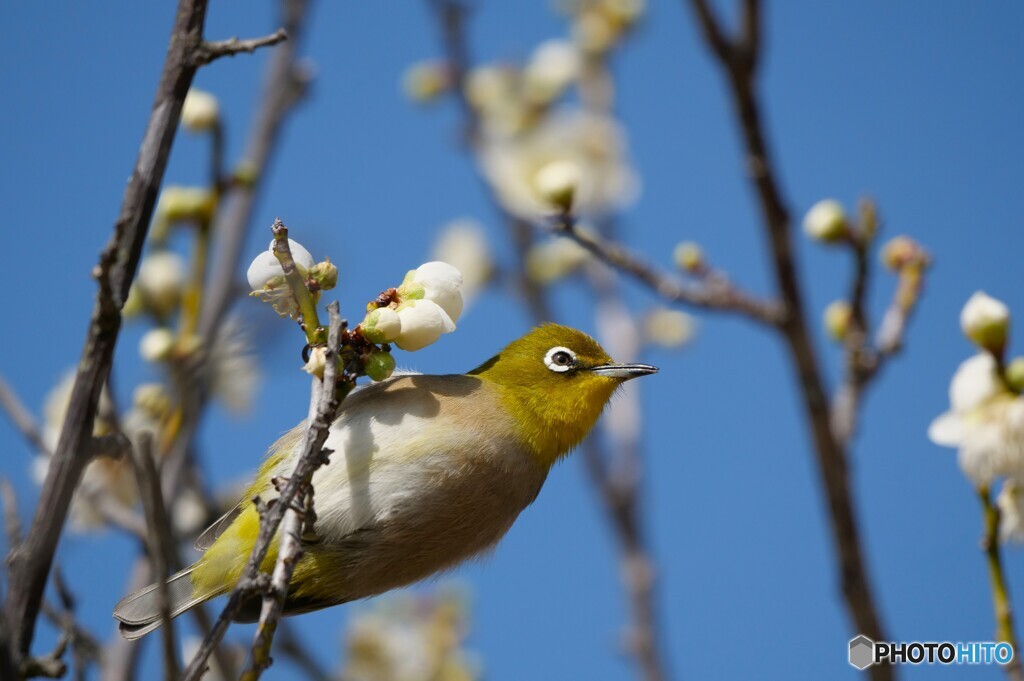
left=552, top=218, right=783, bottom=325
left=182, top=302, right=347, bottom=681
left=0, top=375, right=49, bottom=455
left=127, top=432, right=179, bottom=680
left=684, top=2, right=892, bottom=678
left=192, top=29, right=289, bottom=67
left=3, top=0, right=215, bottom=662
left=980, top=488, right=1024, bottom=681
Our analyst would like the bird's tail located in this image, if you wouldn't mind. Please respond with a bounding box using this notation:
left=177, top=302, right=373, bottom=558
left=113, top=565, right=222, bottom=640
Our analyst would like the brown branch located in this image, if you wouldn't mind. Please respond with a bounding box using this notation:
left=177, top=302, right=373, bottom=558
left=0, top=375, right=49, bottom=455
left=552, top=218, right=783, bottom=325
left=126, top=432, right=179, bottom=681
left=685, top=2, right=892, bottom=678
left=192, top=29, right=288, bottom=67
left=182, top=302, right=347, bottom=681
left=2, top=0, right=211, bottom=663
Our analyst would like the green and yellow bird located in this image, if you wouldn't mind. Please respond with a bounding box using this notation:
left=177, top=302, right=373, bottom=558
left=114, top=323, right=657, bottom=638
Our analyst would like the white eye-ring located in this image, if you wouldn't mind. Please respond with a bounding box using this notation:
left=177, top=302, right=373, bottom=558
left=544, top=346, right=577, bottom=373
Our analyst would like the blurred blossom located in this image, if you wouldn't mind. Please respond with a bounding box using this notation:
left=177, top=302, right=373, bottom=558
left=534, top=158, right=581, bottom=212
left=802, top=199, right=848, bottom=243
left=139, top=327, right=176, bottom=363
left=672, top=241, right=704, bottom=273
left=960, top=291, right=1010, bottom=355
left=523, top=40, right=580, bottom=104
left=464, top=65, right=528, bottom=136
left=135, top=250, right=187, bottom=316
left=342, top=591, right=479, bottom=681
left=402, top=60, right=451, bottom=103
left=998, top=480, right=1024, bottom=543
left=479, top=109, right=637, bottom=222
left=572, top=9, right=616, bottom=54
left=823, top=300, right=853, bottom=342
left=526, top=235, right=590, bottom=283
left=180, top=89, right=220, bottom=132
left=929, top=353, right=1024, bottom=485
left=644, top=308, right=695, bottom=348
left=431, top=219, right=494, bottom=302
left=152, top=186, right=215, bottom=240
left=209, top=317, right=260, bottom=414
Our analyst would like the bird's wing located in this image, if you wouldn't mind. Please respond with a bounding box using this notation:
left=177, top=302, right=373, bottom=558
left=193, top=503, right=243, bottom=551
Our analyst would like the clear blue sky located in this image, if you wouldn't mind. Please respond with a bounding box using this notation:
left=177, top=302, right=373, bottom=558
left=2, top=2, right=1024, bottom=679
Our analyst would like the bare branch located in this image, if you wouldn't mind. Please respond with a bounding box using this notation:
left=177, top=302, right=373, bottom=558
left=683, top=0, right=893, bottom=674
left=552, top=217, right=784, bottom=325
left=127, top=432, right=179, bottom=680
left=0, top=375, right=49, bottom=455
left=192, top=29, right=289, bottom=67
left=183, top=301, right=347, bottom=681
left=1, top=0, right=218, bottom=662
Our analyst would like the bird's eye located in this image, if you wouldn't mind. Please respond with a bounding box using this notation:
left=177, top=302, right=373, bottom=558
left=544, top=346, right=577, bottom=373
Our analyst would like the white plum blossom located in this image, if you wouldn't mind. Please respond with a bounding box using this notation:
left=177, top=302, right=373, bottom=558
left=397, top=261, right=464, bottom=324
left=526, top=235, right=590, bottom=284
left=361, top=307, right=403, bottom=344
left=523, top=40, right=580, bottom=104
left=644, top=308, right=696, bottom=348
left=929, top=353, right=1024, bottom=485
left=960, top=291, right=1010, bottom=353
left=394, top=299, right=457, bottom=352
left=247, top=238, right=315, bottom=291
left=534, top=159, right=581, bottom=212
left=802, top=199, right=848, bottom=243
left=479, top=109, right=638, bottom=222
left=181, top=89, right=220, bottom=132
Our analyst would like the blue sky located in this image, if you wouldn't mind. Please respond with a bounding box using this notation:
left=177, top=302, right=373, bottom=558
left=2, top=2, right=1024, bottom=679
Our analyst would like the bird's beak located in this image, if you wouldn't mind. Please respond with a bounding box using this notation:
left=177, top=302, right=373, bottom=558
left=588, top=362, right=659, bottom=380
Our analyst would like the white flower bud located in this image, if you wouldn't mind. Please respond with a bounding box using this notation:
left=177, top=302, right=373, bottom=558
left=672, top=242, right=704, bottom=273
left=362, top=307, right=403, bottom=344
left=302, top=345, right=328, bottom=379
left=524, top=40, right=580, bottom=104
left=644, top=309, right=695, bottom=348
left=960, top=291, right=1010, bottom=355
left=803, top=199, right=848, bottom=243
left=823, top=300, right=853, bottom=342
left=247, top=239, right=315, bottom=292
left=534, top=159, right=582, bottom=213
left=394, top=299, right=456, bottom=351
left=137, top=251, right=186, bottom=313
left=526, top=237, right=590, bottom=284
left=181, top=89, right=220, bottom=132
left=139, top=328, right=176, bottom=362
left=398, top=261, right=464, bottom=323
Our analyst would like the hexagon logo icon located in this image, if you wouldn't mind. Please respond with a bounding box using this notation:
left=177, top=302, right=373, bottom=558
left=849, top=635, right=875, bottom=670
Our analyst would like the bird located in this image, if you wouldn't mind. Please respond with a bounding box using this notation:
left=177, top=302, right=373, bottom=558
left=114, top=323, right=657, bottom=639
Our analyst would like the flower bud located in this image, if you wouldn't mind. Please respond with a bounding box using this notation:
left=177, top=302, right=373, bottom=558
left=153, top=186, right=215, bottom=239
left=880, top=235, right=918, bottom=271
left=308, top=259, right=338, bottom=291
left=180, top=89, right=220, bottom=132
left=398, top=261, right=464, bottom=323
left=361, top=307, right=403, bottom=344
left=137, top=251, right=186, bottom=315
left=302, top=345, right=328, bottom=379
left=139, top=328, right=176, bottom=362
left=823, top=300, right=853, bottom=342
left=402, top=60, right=451, bottom=103
left=365, top=350, right=397, bottom=382
left=961, top=291, right=1010, bottom=355
left=534, top=159, right=581, bottom=213
left=573, top=10, right=616, bottom=55
left=394, top=299, right=456, bottom=351
left=802, top=199, right=848, bottom=243
left=672, top=241, right=704, bottom=274
left=526, top=237, right=589, bottom=284
left=644, top=308, right=695, bottom=348
left=1006, top=357, right=1024, bottom=394
left=523, top=40, right=580, bottom=104
left=133, top=383, right=173, bottom=418
left=247, top=239, right=316, bottom=292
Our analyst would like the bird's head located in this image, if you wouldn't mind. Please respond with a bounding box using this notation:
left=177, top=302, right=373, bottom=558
left=469, top=323, right=657, bottom=467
